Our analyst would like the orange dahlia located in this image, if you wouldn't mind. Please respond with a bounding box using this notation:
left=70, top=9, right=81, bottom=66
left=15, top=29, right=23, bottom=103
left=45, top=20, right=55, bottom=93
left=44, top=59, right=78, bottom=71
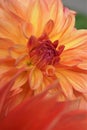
left=0, top=0, right=87, bottom=118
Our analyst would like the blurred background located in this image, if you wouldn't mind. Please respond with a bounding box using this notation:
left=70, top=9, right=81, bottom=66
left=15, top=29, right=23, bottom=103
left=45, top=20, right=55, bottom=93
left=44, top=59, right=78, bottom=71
left=62, top=0, right=87, bottom=29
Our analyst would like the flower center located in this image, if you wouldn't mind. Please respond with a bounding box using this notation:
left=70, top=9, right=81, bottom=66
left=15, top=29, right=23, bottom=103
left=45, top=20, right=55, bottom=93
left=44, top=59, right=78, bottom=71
left=27, top=35, right=64, bottom=68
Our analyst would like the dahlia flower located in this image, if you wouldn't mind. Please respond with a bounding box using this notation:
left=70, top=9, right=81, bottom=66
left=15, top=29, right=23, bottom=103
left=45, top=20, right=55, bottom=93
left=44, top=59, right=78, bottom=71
left=0, top=0, right=87, bottom=119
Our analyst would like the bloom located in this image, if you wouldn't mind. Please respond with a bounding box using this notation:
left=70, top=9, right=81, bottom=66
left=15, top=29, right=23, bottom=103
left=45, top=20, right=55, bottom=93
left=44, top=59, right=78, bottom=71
left=0, top=0, right=87, bottom=119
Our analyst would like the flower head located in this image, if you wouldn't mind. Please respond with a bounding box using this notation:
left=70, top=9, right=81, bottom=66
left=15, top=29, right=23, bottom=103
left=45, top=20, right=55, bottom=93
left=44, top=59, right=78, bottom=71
left=0, top=0, right=87, bottom=118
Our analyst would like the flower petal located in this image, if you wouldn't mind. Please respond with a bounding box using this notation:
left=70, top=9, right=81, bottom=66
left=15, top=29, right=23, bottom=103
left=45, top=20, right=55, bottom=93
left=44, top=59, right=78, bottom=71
left=29, top=67, right=43, bottom=90
left=0, top=89, right=87, bottom=130
left=0, top=68, right=26, bottom=120
left=55, top=71, right=75, bottom=100
left=0, top=58, right=15, bottom=75
left=51, top=6, right=75, bottom=41
left=0, top=6, right=26, bottom=43
left=56, top=69, right=87, bottom=94
left=6, top=0, right=49, bottom=36
left=43, top=19, right=54, bottom=35
left=60, top=30, right=87, bottom=49
left=0, top=0, right=29, bottom=20
left=11, top=71, right=27, bottom=91
left=0, top=79, right=15, bottom=120
left=60, top=39, right=87, bottom=67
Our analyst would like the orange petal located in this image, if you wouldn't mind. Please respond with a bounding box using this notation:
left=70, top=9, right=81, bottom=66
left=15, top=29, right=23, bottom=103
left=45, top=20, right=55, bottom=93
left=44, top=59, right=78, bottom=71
left=0, top=69, right=18, bottom=88
left=0, top=58, right=15, bottom=75
left=78, top=63, right=87, bottom=70
left=46, top=65, right=55, bottom=76
left=0, top=38, right=14, bottom=58
left=43, top=19, right=54, bottom=35
left=0, top=89, right=87, bottom=130
left=47, top=0, right=64, bottom=29
left=55, top=71, right=75, bottom=100
left=59, top=7, right=75, bottom=40
left=51, top=6, right=75, bottom=41
left=0, top=0, right=29, bottom=20
left=0, top=6, right=26, bottom=44
left=0, top=79, right=15, bottom=120
left=22, top=22, right=34, bottom=38
left=0, top=58, right=15, bottom=66
left=58, top=110, right=87, bottom=130
left=56, top=69, right=87, bottom=94
left=11, top=71, right=27, bottom=91
left=60, top=30, right=87, bottom=49
left=60, top=40, right=87, bottom=67
left=0, top=38, right=14, bottom=49
left=27, top=0, right=49, bottom=36
left=0, top=67, right=26, bottom=119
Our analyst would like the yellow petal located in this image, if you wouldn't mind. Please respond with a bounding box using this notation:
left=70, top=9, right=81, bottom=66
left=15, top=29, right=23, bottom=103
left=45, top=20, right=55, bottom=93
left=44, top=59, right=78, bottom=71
left=29, top=67, right=43, bottom=90
left=28, top=0, right=49, bottom=36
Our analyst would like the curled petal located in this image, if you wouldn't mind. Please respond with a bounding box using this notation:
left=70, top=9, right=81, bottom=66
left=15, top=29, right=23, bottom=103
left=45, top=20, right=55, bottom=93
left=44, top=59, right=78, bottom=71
left=46, top=65, right=55, bottom=76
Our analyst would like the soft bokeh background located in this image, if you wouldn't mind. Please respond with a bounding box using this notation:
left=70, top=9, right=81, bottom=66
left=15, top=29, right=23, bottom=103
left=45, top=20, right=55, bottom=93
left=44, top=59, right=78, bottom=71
left=62, top=0, right=87, bottom=29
